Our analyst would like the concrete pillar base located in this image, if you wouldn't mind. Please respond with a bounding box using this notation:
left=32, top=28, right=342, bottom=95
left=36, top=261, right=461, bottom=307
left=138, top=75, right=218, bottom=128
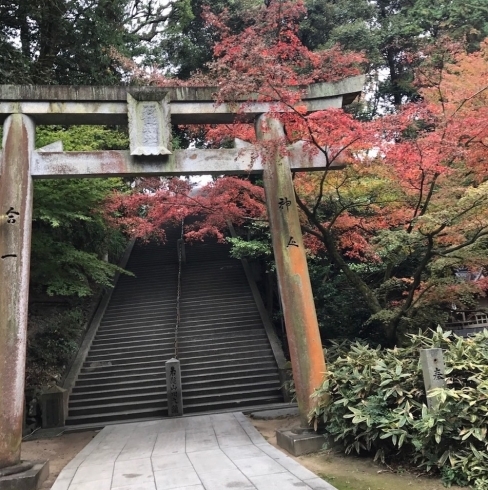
left=0, top=461, right=49, bottom=490
left=276, top=428, right=327, bottom=456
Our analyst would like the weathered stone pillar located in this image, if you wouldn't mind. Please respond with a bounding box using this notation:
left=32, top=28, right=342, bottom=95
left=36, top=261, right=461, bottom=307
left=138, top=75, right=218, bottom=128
left=166, top=359, right=183, bottom=416
left=420, top=348, right=447, bottom=410
left=0, top=114, right=35, bottom=469
left=256, top=115, right=326, bottom=422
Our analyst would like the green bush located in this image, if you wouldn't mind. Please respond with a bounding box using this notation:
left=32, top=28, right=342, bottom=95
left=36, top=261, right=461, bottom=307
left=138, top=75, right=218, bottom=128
left=311, top=329, right=488, bottom=489
left=26, top=308, right=86, bottom=389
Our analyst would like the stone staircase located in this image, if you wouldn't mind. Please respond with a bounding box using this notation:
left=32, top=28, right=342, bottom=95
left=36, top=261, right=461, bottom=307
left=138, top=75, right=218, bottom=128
left=66, top=232, right=283, bottom=426
left=179, top=242, right=284, bottom=413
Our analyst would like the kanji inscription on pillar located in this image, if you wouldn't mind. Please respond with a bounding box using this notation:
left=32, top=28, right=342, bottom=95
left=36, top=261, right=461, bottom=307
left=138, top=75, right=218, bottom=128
left=127, top=90, right=172, bottom=156
left=278, top=197, right=291, bottom=211
left=6, top=207, right=20, bottom=223
left=1, top=207, right=20, bottom=258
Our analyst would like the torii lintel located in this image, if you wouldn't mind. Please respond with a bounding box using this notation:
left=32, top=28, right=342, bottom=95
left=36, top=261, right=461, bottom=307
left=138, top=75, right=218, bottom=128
left=0, top=76, right=364, bottom=125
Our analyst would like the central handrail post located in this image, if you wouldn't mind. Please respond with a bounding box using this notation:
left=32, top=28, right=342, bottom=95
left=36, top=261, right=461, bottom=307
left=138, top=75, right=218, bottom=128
left=166, top=219, right=185, bottom=416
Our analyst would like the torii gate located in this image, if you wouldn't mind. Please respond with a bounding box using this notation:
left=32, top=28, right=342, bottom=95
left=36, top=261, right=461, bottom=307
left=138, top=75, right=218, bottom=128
left=0, top=76, right=364, bottom=470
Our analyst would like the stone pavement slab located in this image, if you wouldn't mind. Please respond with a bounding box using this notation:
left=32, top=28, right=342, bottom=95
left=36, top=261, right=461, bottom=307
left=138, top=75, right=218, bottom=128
left=51, top=413, right=336, bottom=490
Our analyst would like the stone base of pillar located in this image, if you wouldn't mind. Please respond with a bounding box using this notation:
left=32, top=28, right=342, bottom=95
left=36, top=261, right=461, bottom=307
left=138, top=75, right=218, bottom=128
left=0, top=461, right=49, bottom=490
left=276, top=428, right=327, bottom=456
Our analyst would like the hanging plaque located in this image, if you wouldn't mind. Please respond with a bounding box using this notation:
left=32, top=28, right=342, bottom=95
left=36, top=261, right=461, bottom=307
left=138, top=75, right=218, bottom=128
left=127, top=89, right=172, bottom=156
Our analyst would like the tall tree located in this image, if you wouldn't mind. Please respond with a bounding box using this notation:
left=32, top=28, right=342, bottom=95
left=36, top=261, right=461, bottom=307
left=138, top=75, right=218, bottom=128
left=31, top=126, right=130, bottom=297
left=156, top=0, right=261, bottom=79
left=300, top=0, right=488, bottom=110
left=293, top=39, right=488, bottom=344
left=0, top=0, right=192, bottom=84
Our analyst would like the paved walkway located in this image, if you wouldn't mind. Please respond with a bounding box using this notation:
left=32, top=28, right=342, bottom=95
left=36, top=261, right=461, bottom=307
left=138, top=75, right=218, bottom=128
left=51, top=412, right=335, bottom=490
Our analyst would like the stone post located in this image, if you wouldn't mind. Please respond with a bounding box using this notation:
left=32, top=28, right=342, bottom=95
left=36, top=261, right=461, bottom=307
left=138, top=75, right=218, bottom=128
left=166, top=359, right=183, bottom=416
left=40, top=386, right=68, bottom=429
left=256, top=115, right=327, bottom=422
left=420, top=348, right=447, bottom=410
left=0, top=114, right=35, bottom=469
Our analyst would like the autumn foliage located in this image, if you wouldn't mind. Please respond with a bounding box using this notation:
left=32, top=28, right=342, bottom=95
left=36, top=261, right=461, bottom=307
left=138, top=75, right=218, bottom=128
left=104, top=177, right=266, bottom=243
left=105, top=1, right=488, bottom=345
left=293, top=39, right=488, bottom=343
left=202, top=1, right=364, bottom=103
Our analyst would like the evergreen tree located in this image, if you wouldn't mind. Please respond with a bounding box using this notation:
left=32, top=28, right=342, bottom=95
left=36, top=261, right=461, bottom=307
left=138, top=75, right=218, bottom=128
left=301, top=0, right=488, bottom=109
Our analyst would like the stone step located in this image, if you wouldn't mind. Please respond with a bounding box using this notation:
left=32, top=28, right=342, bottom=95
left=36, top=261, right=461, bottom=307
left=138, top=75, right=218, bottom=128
left=181, top=278, right=248, bottom=288
left=94, top=329, right=174, bottom=342
left=113, top=284, right=178, bottom=296
left=68, top=397, right=165, bottom=417
left=180, top=355, right=278, bottom=371
left=88, top=338, right=266, bottom=357
left=108, top=292, right=177, bottom=304
left=177, top=325, right=263, bottom=338
left=100, top=309, right=175, bottom=321
left=96, top=322, right=175, bottom=334
left=83, top=352, right=171, bottom=368
left=66, top=407, right=166, bottom=425
left=182, top=380, right=282, bottom=400
left=102, top=306, right=178, bottom=321
left=70, top=389, right=166, bottom=408
left=98, top=322, right=177, bottom=335
left=85, top=346, right=174, bottom=361
left=178, top=291, right=254, bottom=302
left=91, top=334, right=175, bottom=350
left=72, top=377, right=165, bottom=393
left=178, top=348, right=274, bottom=364
left=92, top=329, right=267, bottom=349
left=177, top=338, right=269, bottom=354
left=184, top=394, right=284, bottom=413
left=101, top=311, right=177, bottom=324
left=178, top=331, right=267, bottom=345
left=76, top=369, right=165, bottom=385
left=179, top=306, right=259, bottom=319
left=181, top=372, right=281, bottom=390
left=178, top=317, right=262, bottom=330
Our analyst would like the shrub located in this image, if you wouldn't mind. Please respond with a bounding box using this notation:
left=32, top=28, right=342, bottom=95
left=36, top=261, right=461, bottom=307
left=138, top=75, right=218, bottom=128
left=311, top=329, right=488, bottom=489
left=26, top=308, right=86, bottom=389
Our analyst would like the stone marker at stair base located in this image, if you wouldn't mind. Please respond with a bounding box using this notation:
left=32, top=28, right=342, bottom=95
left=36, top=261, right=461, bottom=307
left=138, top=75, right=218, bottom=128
left=166, top=358, right=183, bottom=417
left=0, top=76, right=364, bottom=470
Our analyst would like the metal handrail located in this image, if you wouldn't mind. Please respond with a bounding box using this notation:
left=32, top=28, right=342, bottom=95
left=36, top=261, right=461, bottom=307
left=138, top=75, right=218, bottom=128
left=174, top=220, right=185, bottom=359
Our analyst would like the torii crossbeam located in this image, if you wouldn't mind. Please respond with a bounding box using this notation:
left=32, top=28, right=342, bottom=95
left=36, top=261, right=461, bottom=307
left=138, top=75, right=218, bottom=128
left=0, top=76, right=364, bottom=471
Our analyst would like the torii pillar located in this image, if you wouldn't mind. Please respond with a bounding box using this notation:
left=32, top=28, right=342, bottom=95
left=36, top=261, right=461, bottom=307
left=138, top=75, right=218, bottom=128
left=257, top=115, right=326, bottom=421
left=0, top=114, right=35, bottom=469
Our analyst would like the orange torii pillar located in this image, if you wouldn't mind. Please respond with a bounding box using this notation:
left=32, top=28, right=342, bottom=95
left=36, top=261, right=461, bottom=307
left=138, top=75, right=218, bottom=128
left=256, top=114, right=326, bottom=422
